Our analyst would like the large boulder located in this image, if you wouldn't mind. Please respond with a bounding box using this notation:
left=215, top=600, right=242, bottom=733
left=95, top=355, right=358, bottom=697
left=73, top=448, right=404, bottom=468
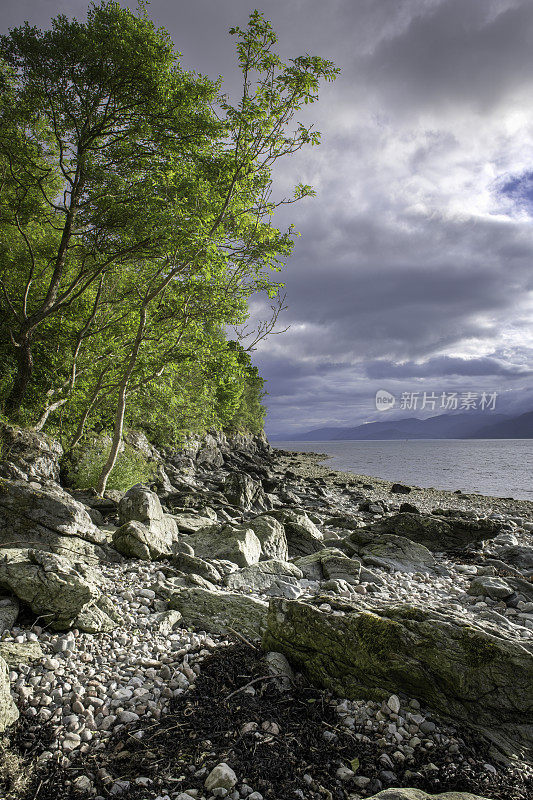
left=365, top=513, right=501, bottom=552
left=0, top=423, right=62, bottom=483
left=171, top=552, right=223, bottom=584
left=497, top=545, right=533, bottom=572
left=295, top=548, right=361, bottom=584
left=225, top=560, right=302, bottom=593
left=169, top=587, right=267, bottom=638
left=268, top=509, right=324, bottom=557
left=187, top=523, right=261, bottom=568
left=115, top=487, right=179, bottom=559
left=262, top=598, right=533, bottom=761
left=0, top=655, right=18, bottom=732
left=171, top=512, right=216, bottom=534
left=349, top=533, right=436, bottom=574
left=0, top=479, right=110, bottom=561
left=223, top=472, right=266, bottom=511
left=248, top=515, right=288, bottom=561
left=0, top=549, right=115, bottom=632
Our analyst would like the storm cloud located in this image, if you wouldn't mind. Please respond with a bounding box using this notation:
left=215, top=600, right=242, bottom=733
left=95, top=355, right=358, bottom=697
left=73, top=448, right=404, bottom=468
left=3, top=0, right=532, bottom=435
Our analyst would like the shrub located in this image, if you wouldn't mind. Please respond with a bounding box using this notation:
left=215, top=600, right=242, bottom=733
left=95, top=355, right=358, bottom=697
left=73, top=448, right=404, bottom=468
left=65, top=436, right=156, bottom=491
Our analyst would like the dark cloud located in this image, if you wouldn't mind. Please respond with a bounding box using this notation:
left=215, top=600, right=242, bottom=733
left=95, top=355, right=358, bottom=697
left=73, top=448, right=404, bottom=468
left=2, top=0, right=532, bottom=435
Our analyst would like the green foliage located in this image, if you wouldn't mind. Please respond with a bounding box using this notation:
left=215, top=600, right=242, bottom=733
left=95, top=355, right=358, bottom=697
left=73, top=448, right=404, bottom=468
left=65, top=436, right=156, bottom=491
left=0, top=2, right=338, bottom=455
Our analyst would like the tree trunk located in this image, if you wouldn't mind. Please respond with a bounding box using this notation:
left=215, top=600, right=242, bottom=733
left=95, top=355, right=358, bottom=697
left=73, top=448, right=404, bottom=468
left=4, top=333, right=33, bottom=417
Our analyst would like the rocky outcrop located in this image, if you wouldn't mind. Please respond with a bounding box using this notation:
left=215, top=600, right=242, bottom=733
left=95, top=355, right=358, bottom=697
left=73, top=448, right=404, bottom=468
left=268, top=509, right=324, bottom=557
left=223, top=472, right=268, bottom=511
left=0, top=478, right=111, bottom=561
left=0, top=423, right=62, bottom=483
left=0, top=549, right=116, bottom=632
left=187, top=523, right=262, bottom=567
left=262, top=598, right=533, bottom=761
left=365, top=512, right=501, bottom=552
left=169, top=587, right=267, bottom=638
left=0, top=654, right=18, bottom=732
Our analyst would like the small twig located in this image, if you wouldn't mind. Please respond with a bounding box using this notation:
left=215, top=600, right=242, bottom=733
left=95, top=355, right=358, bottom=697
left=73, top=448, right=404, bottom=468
left=32, top=779, right=43, bottom=799
left=225, top=626, right=258, bottom=650
left=226, top=674, right=276, bottom=700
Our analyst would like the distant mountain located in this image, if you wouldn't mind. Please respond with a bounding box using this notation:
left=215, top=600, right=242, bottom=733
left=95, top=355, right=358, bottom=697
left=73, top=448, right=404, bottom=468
left=272, top=410, right=533, bottom=441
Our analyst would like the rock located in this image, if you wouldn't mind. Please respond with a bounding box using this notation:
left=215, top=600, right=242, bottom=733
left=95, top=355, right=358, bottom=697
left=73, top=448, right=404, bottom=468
left=0, top=548, right=114, bottom=631
left=0, top=478, right=110, bottom=561
left=468, top=576, right=514, bottom=601
left=262, top=598, right=533, bottom=760
left=171, top=552, right=222, bottom=583
left=268, top=509, right=324, bottom=557
left=264, top=651, right=294, bottom=690
left=390, top=483, right=411, bottom=494
left=0, top=423, right=62, bottom=483
left=204, top=762, right=238, bottom=792
left=113, top=521, right=166, bottom=561
left=169, top=587, right=267, bottom=638
left=0, top=654, right=18, bottom=732
left=147, top=610, right=182, bottom=634
left=188, top=523, right=261, bottom=568
left=225, top=560, right=302, bottom=592
left=171, top=512, right=216, bottom=534
left=223, top=472, right=266, bottom=511
left=350, top=533, right=436, bottom=574
left=294, top=548, right=361, bottom=584
left=365, top=791, right=492, bottom=800
left=497, top=545, right=533, bottom=572
left=0, top=641, right=44, bottom=667
left=248, top=515, right=288, bottom=561
left=365, top=513, right=501, bottom=552
left=0, top=595, right=19, bottom=632
left=117, top=487, right=178, bottom=555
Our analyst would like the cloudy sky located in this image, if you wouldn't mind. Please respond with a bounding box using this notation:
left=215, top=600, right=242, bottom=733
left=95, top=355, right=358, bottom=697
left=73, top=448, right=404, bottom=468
left=3, top=0, right=533, bottom=435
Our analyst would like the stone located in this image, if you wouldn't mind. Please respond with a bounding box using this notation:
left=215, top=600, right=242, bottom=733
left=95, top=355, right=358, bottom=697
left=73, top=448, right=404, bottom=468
left=264, top=651, right=294, bottom=690
left=350, top=533, right=436, bottom=574
left=225, top=560, right=302, bottom=593
left=0, top=641, right=44, bottom=668
left=169, top=587, right=267, bottom=638
left=188, top=523, right=261, bottom=568
left=0, top=548, right=115, bottom=631
left=171, top=552, right=222, bottom=583
left=0, top=478, right=109, bottom=561
left=0, top=654, right=19, bottom=732
left=262, top=598, right=533, bottom=760
left=468, top=576, right=514, bottom=601
left=248, top=515, right=288, bottom=561
left=295, top=548, right=361, bottom=584
left=268, top=509, right=324, bottom=557
left=0, top=423, right=62, bottom=483
left=116, top=487, right=179, bottom=558
left=223, top=472, right=266, bottom=511
left=497, top=545, right=533, bottom=572
left=0, top=595, right=19, bottom=632
left=204, top=763, right=237, bottom=792
left=365, top=513, right=501, bottom=552
left=390, top=484, right=412, bottom=494
left=171, top=512, right=217, bottom=534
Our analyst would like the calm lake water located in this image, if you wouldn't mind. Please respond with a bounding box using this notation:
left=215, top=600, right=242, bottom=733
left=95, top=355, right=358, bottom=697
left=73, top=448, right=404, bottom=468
left=273, top=439, right=533, bottom=500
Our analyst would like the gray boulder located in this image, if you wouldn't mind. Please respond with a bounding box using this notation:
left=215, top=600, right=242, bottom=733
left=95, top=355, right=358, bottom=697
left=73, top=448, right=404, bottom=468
left=0, top=423, right=62, bottom=483
left=188, top=523, right=261, bottom=568
left=0, top=654, right=18, bottom=732
left=0, top=641, right=44, bottom=668
left=268, top=509, right=324, bottom=557
left=468, top=576, right=514, bottom=601
left=223, top=472, right=267, bottom=511
left=351, top=533, right=436, bottom=574
left=0, top=596, right=19, bottom=632
left=0, top=549, right=115, bottom=632
left=248, top=515, right=288, bottom=561
left=171, top=512, right=216, bottom=534
left=115, top=487, right=179, bottom=559
left=169, top=587, right=267, bottom=638
left=497, top=545, right=533, bottom=572
left=225, top=560, right=302, bottom=592
left=366, top=512, right=500, bottom=552
left=171, top=552, right=223, bottom=583
left=0, top=479, right=110, bottom=561
left=263, top=598, right=533, bottom=761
